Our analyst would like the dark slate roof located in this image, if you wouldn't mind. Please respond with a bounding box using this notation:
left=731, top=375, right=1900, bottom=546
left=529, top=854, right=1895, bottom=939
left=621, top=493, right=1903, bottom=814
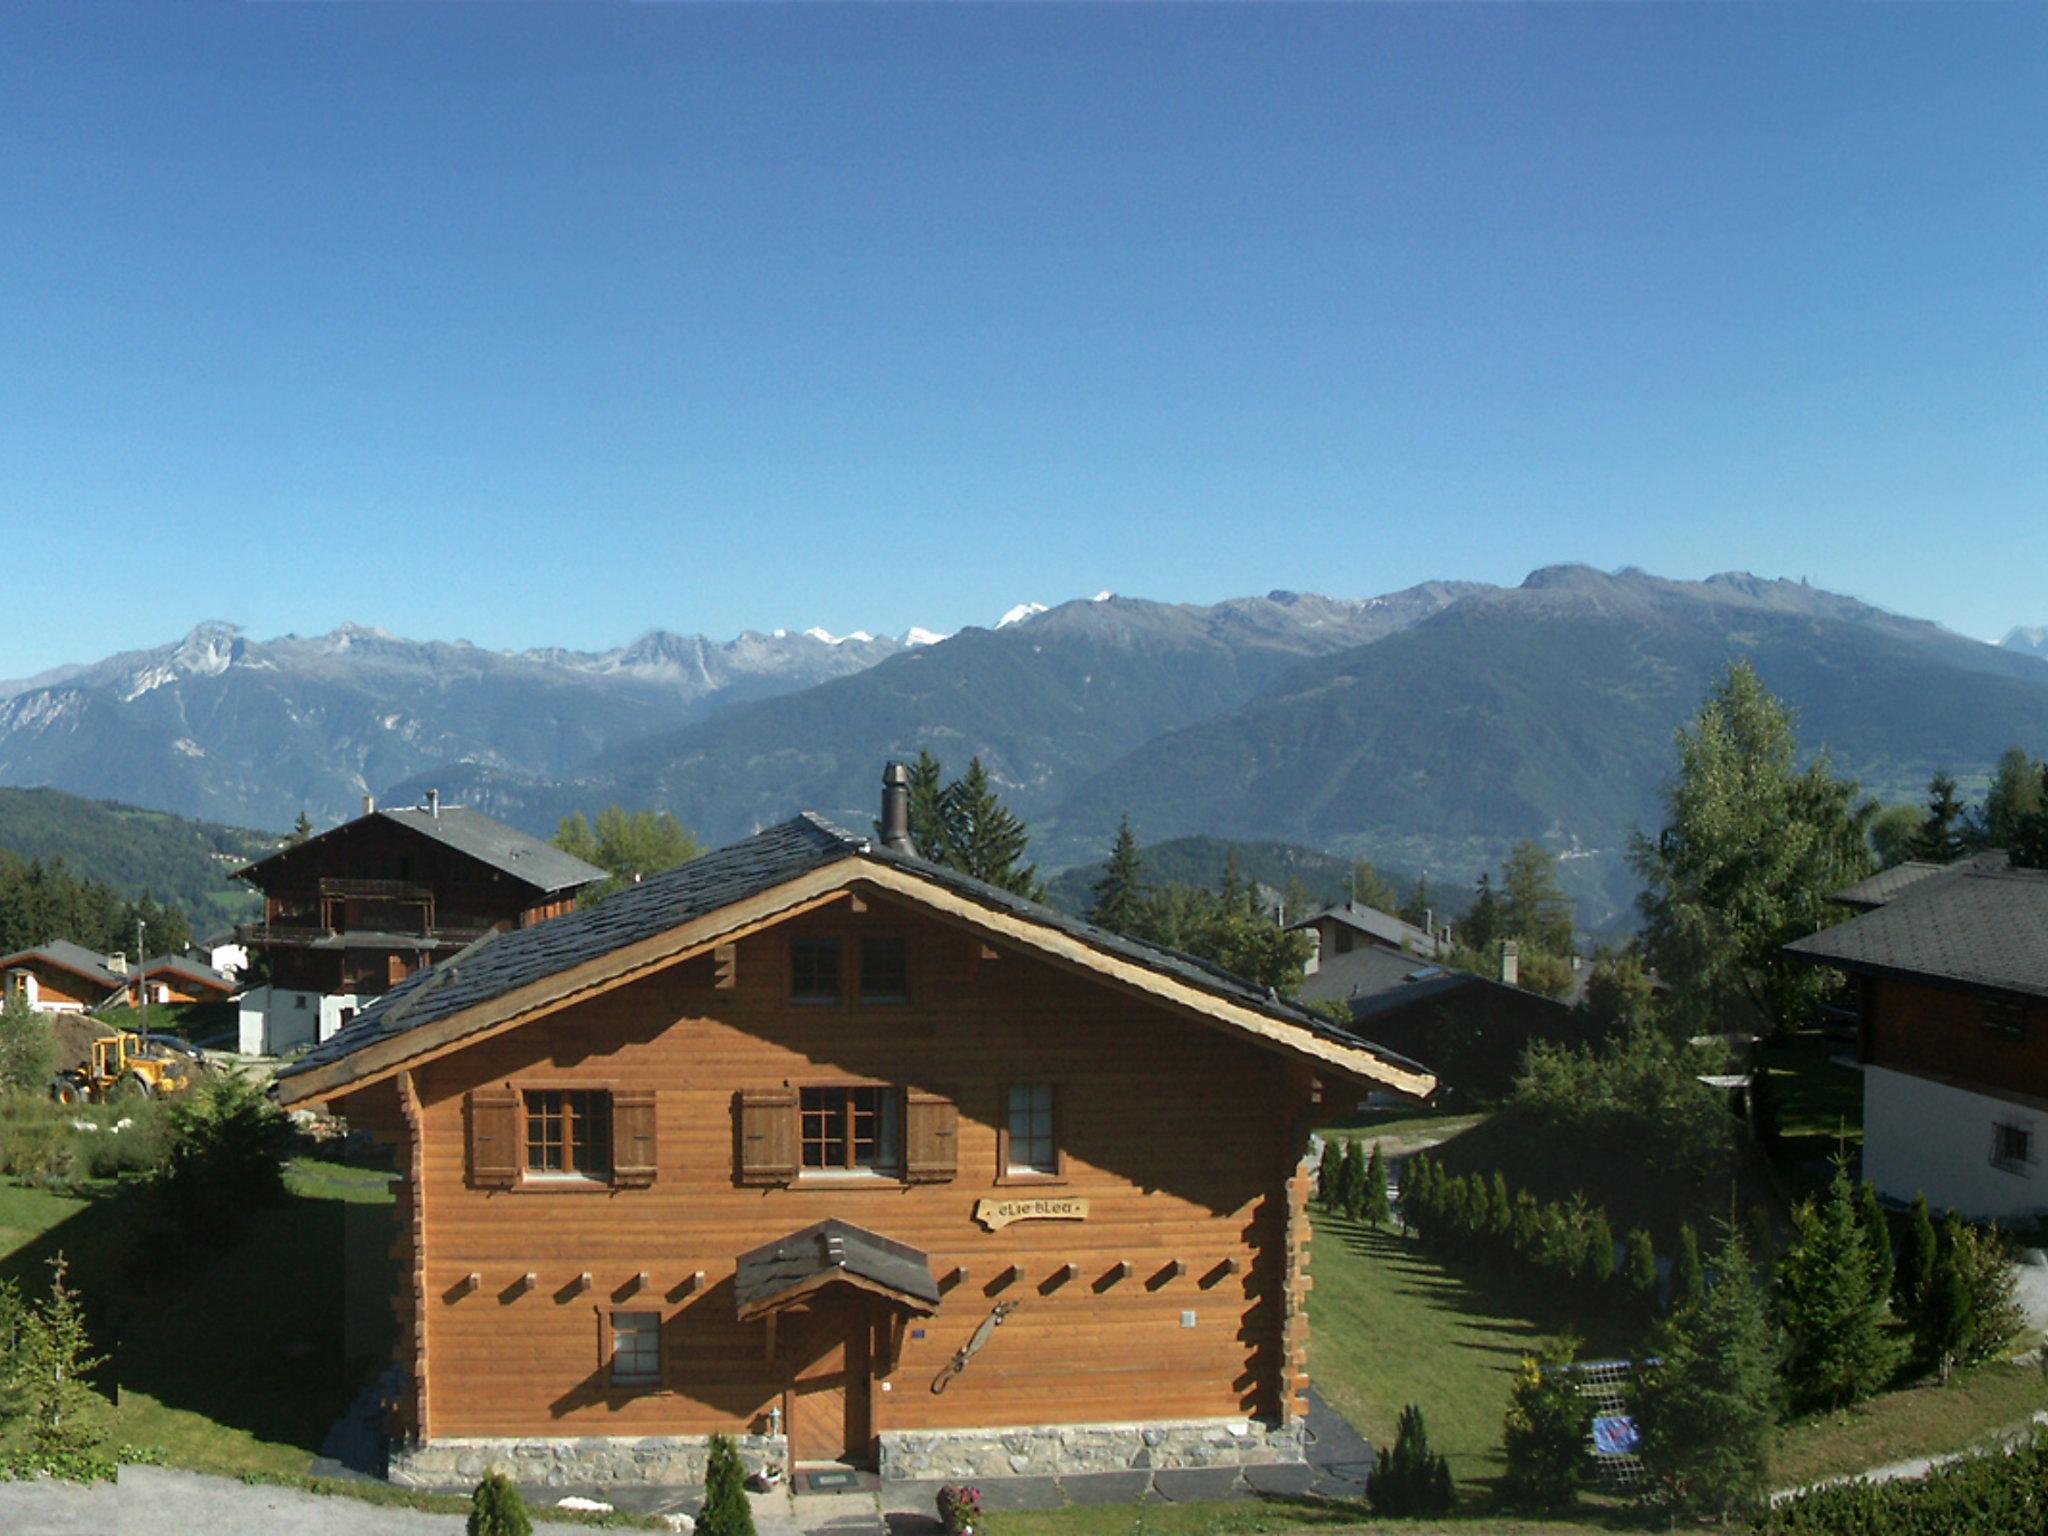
left=1785, top=859, right=2048, bottom=1000
left=1298, top=945, right=1450, bottom=1008
left=237, top=804, right=606, bottom=896
left=278, top=814, right=1432, bottom=1088
left=1289, top=901, right=1439, bottom=957
left=0, top=939, right=123, bottom=990
left=375, top=806, right=607, bottom=895
left=1827, top=856, right=2007, bottom=912
left=136, top=954, right=233, bottom=990
left=734, top=1219, right=939, bottom=1316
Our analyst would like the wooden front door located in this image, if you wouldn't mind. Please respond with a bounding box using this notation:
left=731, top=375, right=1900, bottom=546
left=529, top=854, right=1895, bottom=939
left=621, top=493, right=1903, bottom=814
left=785, top=1300, right=873, bottom=1467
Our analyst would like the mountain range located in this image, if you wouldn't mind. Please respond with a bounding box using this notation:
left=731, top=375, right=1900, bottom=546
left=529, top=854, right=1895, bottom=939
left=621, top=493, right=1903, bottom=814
left=4, top=570, right=2046, bottom=931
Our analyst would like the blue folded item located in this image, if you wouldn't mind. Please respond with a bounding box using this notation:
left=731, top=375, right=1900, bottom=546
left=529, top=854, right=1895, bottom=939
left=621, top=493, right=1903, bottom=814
left=1591, top=1414, right=1640, bottom=1457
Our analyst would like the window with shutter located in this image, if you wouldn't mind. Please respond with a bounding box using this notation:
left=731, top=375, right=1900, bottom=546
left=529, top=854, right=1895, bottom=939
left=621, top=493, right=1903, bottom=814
left=738, top=1088, right=798, bottom=1184
left=613, top=1088, right=658, bottom=1187
left=468, top=1087, right=520, bottom=1189
left=904, top=1090, right=957, bottom=1182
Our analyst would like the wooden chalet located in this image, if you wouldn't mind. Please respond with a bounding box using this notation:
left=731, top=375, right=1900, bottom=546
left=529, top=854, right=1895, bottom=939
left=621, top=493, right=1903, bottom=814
left=0, top=940, right=127, bottom=1013
left=111, top=954, right=235, bottom=1008
left=274, top=767, right=1434, bottom=1490
left=1787, top=853, right=2048, bottom=1221
left=236, top=793, right=606, bottom=999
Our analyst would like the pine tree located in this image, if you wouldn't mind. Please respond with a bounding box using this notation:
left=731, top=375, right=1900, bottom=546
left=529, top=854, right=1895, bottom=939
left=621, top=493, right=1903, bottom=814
left=467, top=1471, right=533, bottom=1536
left=699, top=1433, right=758, bottom=1536
left=1501, top=839, right=1576, bottom=956
left=1461, top=872, right=1502, bottom=956
left=1347, top=858, right=1399, bottom=913
left=1623, top=1229, right=1658, bottom=1320
left=1671, top=1223, right=1706, bottom=1314
left=1634, top=1230, right=1777, bottom=1519
left=1339, top=1140, right=1366, bottom=1221
left=1895, top=1192, right=1937, bottom=1320
left=1364, top=1142, right=1391, bottom=1229
left=1511, top=1191, right=1543, bottom=1272
left=1914, top=769, right=1970, bottom=863
left=1486, top=1171, right=1513, bottom=1252
left=1778, top=1165, right=1903, bottom=1411
left=1089, top=816, right=1149, bottom=936
left=288, top=810, right=314, bottom=846
left=1398, top=874, right=1431, bottom=930
left=939, top=758, right=1043, bottom=899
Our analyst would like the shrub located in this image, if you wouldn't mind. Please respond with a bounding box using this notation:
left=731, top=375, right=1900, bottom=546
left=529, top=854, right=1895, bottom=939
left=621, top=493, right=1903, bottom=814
left=1856, top=1181, right=1893, bottom=1300
left=936, top=1484, right=983, bottom=1535
left=1670, top=1222, right=1705, bottom=1314
left=1509, top=1024, right=1735, bottom=1186
left=1314, top=1138, right=1340, bottom=1207
left=1369, top=1403, right=1454, bottom=1515
left=1364, top=1142, right=1391, bottom=1228
left=0, top=1093, right=80, bottom=1185
left=699, top=1432, right=757, bottom=1536
left=1894, top=1193, right=1937, bottom=1321
left=1760, top=1438, right=2048, bottom=1534
left=0, top=995, right=54, bottom=1095
left=1623, top=1228, right=1658, bottom=1319
left=159, top=1069, right=293, bottom=1240
left=1583, top=1211, right=1616, bottom=1291
left=1500, top=1341, right=1592, bottom=1512
left=466, top=1470, right=532, bottom=1536
left=1949, top=1219, right=2023, bottom=1369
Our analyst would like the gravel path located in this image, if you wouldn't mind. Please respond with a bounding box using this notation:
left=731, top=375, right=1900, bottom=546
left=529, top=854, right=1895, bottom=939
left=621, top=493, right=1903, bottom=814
left=0, top=1464, right=621, bottom=1536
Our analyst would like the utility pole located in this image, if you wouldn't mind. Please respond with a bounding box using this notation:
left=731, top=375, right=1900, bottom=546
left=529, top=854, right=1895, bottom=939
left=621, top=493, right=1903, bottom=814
left=136, top=917, right=147, bottom=1049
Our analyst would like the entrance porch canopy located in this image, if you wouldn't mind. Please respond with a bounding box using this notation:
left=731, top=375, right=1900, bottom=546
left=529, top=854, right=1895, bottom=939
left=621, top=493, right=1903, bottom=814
left=734, top=1218, right=941, bottom=1323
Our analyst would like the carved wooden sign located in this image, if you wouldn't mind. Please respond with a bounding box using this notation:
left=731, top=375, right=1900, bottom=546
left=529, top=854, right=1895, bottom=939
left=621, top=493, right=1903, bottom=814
left=973, top=1196, right=1088, bottom=1231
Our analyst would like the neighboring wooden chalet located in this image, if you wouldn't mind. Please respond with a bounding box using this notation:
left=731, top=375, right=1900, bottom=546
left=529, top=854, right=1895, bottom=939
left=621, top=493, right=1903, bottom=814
left=1786, top=854, right=2048, bottom=1220
left=274, top=770, right=1433, bottom=1490
left=236, top=795, right=605, bottom=1055
left=110, top=954, right=235, bottom=1008
left=0, top=940, right=127, bottom=1013
left=1288, top=900, right=1443, bottom=974
left=1298, top=945, right=1574, bottom=1105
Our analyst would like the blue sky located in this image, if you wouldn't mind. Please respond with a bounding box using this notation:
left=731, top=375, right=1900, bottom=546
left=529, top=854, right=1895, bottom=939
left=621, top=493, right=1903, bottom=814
left=2, top=3, right=2043, bottom=677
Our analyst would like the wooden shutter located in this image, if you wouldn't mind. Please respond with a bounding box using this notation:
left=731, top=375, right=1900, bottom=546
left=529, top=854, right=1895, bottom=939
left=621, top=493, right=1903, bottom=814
left=737, top=1088, right=797, bottom=1185
left=612, top=1088, right=658, bottom=1187
left=904, top=1090, right=958, bottom=1183
left=468, top=1087, right=520, bottom=1189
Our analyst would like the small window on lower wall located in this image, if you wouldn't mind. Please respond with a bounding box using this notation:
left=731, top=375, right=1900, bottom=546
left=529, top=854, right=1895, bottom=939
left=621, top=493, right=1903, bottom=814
left=1991, top=1122, right=2034, bottom=1174
left=609, top=1311, right=662, bottom=1387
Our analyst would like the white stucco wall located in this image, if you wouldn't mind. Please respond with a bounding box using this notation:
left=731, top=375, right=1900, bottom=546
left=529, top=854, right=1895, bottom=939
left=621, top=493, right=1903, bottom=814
left=237, top=987, right=362, bottom=1056
left=1864, top=1065, right=2048, bottom=1221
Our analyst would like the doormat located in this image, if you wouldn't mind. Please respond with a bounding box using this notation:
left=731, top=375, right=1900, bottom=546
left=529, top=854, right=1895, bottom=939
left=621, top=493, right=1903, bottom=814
left=803, top=1469, right=863, bottom=1492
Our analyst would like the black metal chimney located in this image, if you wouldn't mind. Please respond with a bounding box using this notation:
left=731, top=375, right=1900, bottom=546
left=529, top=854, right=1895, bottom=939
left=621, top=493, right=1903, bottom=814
left=880, top=762, right=913, bottom=853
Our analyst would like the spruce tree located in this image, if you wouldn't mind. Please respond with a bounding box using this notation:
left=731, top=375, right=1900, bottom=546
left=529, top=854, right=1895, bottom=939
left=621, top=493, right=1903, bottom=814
left=1364, top=1142, right=1391, bottom=1229
left=1914, top=769, right=1970, bottom=863
left=1339, top=1140, right=1366, bottom=1221
left=9, top=1254, right=110, bottom=1481
left=1511, top=1190, right=1543, bottom=1273
left=1895, top=1192, right=1937, bottom=1320
left=1623, top=1229, right=1658, bottom=1320
left=1634, top=1230, right=1777, bottom=1519
left=1856, top=1181, right=1893, bottom=1302
left=699, top=1433, right=758, bottom=1536
left=1671, top=1223, right=1706, bottom=1314
left=1369, top=1404, right=1455, bottom=1516
left=1089, top=816, right=1149, bottom=936
left=941, top=758, right=1044, bottom=899
left=1486, top=1171, right=1513, bottom=1253
left=1778, top=1165, right=1903, bottom=1411
left=1920, top=1233, right=1974, bottom=1385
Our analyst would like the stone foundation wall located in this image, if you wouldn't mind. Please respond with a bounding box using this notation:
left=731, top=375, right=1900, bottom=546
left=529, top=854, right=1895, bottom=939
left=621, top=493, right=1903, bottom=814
left=387, top=1431, right=787, bottom=1490
left=387, top=1417, right=1303, bottom=1489
left=879, top=1417, right=1305, bottom=1481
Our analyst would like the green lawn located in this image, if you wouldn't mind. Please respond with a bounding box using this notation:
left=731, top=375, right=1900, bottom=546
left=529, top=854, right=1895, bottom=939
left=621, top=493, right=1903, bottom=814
left=1772, top=1361, right=2046, bottom=1489
left=0, top=1157, right=397, bottom=1478
left=1306, top=1211, right=1639, bottom=1497
left=996, top=1504, right=1619, bottom=1536
left=1756, top=1030, right=1863, bottom=1176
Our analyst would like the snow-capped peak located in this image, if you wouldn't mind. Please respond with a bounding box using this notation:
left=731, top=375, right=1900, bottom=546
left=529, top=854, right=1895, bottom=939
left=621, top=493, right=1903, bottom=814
left=1092, top=590, right=1115, bottom=603
left=997, top=602, right=1049, bottom=629
left=904, top=627, right=948, bottom=647
left=801, top=626, right=876, bottom=647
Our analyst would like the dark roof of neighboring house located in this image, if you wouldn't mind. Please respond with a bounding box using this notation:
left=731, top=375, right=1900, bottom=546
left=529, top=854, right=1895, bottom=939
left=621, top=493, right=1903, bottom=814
left=1785, top=858, right=2048, bottom=1000
left=278, top=814, right=1432, bottom=1088
left=0, top=939, right=123, bottom=991
left=1827, top=854, right=2008, bottom=912
left=734, top=1218, right=940, bottom=1319
left=134, top=954, right=233, bottom=991
left=236, top=804, right=607, bottom=897
left=1288, top=901, right=1439, bottom=956
left=1299, top=943, right=1573, bottom=1029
